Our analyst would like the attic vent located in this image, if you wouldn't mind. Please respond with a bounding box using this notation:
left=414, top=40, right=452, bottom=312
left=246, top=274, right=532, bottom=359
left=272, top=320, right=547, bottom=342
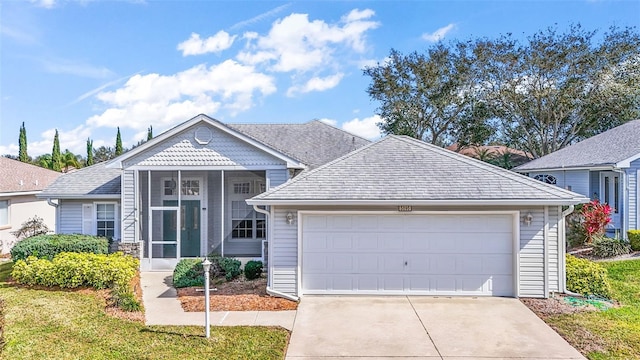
left=194, top=126, right=213, bottom=145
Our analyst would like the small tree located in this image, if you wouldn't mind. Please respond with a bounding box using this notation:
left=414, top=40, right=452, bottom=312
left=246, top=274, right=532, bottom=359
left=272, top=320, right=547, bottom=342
left=18, top=122, right=28, bottom=163
left=115, top=127, right=123, bottom=156
left=11, top=215, right=50, bottom=240
left=86, top=138, right=94, bottom=166
left=582, top=200, right=612, bottom=243
left=51, top=129, right=62, bottom=172
left=147, top=126, right=153, bottom=141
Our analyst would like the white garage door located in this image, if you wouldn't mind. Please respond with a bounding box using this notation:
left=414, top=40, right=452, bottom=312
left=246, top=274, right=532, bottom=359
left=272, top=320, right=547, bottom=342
left=302, top=213, right=515, bottom=296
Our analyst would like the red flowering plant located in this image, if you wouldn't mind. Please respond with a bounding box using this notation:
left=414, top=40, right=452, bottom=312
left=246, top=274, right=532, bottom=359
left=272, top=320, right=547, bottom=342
left=582, top=200, right=612, bottom=243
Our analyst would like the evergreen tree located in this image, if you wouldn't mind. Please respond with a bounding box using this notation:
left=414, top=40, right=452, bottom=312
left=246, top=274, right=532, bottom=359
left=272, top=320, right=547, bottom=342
left=51, top=129, right=61, bottom=171
left=86, top=138, right=94, bottom=166
left=147, top=126, right=153, bottom=141
left=18, top=122, right=28, bottom=162
left=115, top=127, right=123, bottom=156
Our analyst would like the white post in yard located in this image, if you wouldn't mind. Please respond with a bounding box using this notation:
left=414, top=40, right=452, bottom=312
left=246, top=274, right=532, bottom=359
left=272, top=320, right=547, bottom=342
left=202, top=258, right=211, bottom=338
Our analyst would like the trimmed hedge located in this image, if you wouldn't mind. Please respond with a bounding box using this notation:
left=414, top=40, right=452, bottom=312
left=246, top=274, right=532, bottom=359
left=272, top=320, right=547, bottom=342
left=628, top=230, right=640, bottom=251
left=11, top=252, right=140, bottom=311
left=244, top=260, right=263, bottom=280
left=172, top=259, right=204, bottom=288
left=591, top=237, right=631, bottom=258
left=566, top=254, right=611, bottom=298
left=10, top=234, right=108, bottom=261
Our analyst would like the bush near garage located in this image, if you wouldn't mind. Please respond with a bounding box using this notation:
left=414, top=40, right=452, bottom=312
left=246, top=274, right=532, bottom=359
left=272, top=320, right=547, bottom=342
left=244, top=260, right=263, bottom=280
left=10, top=234, right=108, bottom=261
left=628, top=230, right=640, bottom=251
left=11, top=252, right=140, bottom=311
left=565, top=254, right=612, bottom=298
left=591, top=236, right=631, bottom=258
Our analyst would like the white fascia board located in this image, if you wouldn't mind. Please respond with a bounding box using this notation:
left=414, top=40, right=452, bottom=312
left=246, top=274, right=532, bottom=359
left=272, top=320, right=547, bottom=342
left=0, top=190, right=41, bottom=197
left=247, top=198, right=591, bottom=206
left=123, top=165, right=290, bottom=171
left=35, top=194, right=121, bottom=200
left=515, top=165, right=615, bottom=173
left=615, top=153, right=640, bottom=168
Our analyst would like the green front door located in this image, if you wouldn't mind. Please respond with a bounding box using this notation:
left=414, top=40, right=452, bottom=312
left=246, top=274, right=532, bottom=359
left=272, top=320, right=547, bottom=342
left=163, top=200, right=201, bottom=257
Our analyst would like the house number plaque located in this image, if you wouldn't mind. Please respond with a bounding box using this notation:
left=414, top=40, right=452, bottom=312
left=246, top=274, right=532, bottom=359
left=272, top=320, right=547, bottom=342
left=398, top=205, right=412, bottom=212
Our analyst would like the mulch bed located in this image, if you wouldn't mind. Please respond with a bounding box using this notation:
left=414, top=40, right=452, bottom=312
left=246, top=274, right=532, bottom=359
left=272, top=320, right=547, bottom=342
left=520, top=294, right=600, bottom=319
left=177, top=277, right=298, bottom=311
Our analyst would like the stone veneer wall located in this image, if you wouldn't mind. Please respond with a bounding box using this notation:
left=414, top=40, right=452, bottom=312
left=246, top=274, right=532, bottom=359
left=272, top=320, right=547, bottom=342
left=109, top=241, right=142, bottom=259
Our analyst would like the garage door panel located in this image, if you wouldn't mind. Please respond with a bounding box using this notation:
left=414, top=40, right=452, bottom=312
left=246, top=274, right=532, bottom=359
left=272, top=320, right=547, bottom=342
left=302, top=213, right=515, bottom=296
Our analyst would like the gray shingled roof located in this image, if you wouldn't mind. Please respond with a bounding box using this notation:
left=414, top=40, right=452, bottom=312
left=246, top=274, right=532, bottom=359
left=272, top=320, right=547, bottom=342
left=0, top=157, right=62, bottom=193
left=516, top=119, right=640, bottom=171
left=248, top=135, right=589, bottom=205
left=229, top=120, right=371, bottom=168
left=38, top=161, right=121, bottom=199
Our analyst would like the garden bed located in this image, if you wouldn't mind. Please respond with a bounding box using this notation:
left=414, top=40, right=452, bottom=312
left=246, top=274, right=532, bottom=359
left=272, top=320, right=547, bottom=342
left=177, top=276, right=298, bottom=311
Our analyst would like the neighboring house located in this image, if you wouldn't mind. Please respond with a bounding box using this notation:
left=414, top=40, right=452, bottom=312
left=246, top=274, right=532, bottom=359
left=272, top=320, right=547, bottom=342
left=447, top=144, right=532, bottom=168
left=38, top=114, right=370, bottom=271
left=515, top=120, right=640, bottom=237
left=0, top=157, right=62, bottom=253
left=40, top=114, right=588, bottom=299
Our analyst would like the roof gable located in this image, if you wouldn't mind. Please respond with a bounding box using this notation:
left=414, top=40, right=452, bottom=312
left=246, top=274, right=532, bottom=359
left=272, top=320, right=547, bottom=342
left=249, top=135, right=589, bottom=205
left=516, top=119, right=640, bottom=171
left=108, top=114, right=305, bottom=169
left=0, top=157, right=62, bottom=194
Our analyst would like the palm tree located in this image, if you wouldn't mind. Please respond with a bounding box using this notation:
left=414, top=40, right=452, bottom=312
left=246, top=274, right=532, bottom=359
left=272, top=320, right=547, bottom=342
left=61, top=150, right=82, bottom=173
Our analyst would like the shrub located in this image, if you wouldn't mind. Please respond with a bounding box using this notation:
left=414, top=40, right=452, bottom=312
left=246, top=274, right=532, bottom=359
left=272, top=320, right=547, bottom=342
left=10, top=215, right=50, bottom=240
left=566, top=208, right=587, bottom=248
left=565, top=254, right=611, bottom=298
left=244, top=260, right=263, bottom=280
left=591, top=236, right=631, bottom=258
left=11, top=252, right=140, bottom=311
left=10, top=234, right=108, bottom=261
left=216, top=256, right=241, bottom=281
left=172, top=259, right=204, bottom=288
left=628, top=230, right=640, bottom=251
left=582, top=200, right=612, bottom=243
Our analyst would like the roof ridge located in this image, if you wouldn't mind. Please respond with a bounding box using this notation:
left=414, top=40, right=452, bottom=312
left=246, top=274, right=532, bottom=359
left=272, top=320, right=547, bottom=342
left=391, top=135, right=583, bottom=199
left=307, top=119, right=373, bottom=143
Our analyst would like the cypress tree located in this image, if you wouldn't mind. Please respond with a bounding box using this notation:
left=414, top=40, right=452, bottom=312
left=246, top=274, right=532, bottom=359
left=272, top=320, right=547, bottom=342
left=86, top=138, right=94, bottom=166
left=115, top=127, right=123, bottom=156
left=18, top=122, right=28, bottom=162
left=51, top=129, right=61, bottom=171
left=147, top=126, right=153, bottom=141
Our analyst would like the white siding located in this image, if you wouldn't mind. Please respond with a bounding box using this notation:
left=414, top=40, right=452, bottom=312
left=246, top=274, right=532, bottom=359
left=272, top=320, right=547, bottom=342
left=627, top=160, right=640, bottom=231
left=59, top=200, right=84, bottom=234
left=527, top=170, right=589, bottom=195
left=271, top=208, right=298, bottom=295
left=121, top=170, right=135, bottom=242
left=266, top=169, right=289, bottom=189
left=547, top=206, right=560, bottom=293
left=518, top=207, right=545, bottom=297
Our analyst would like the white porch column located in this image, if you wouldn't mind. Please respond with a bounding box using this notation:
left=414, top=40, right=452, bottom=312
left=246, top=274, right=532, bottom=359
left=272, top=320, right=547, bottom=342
left=221, top=170, right=225, bottom=257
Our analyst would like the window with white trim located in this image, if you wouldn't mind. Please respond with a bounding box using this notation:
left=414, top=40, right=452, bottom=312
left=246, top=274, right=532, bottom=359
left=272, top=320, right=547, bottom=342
left=0, top=200, right=8, bottom=227
left=231, top=201, right=265, bottom=239
left=534, top=174, right=557, bottom=185
left=96, top=203, right=116, bottom=238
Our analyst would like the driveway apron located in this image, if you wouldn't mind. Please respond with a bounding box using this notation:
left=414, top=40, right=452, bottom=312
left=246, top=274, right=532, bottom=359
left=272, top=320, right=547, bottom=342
left=286, top=296, right=585, bottom=360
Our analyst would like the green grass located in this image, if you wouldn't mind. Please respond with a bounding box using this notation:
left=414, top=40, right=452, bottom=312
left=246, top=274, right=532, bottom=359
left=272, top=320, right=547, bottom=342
left=545, top=259, right=640, bottom=359
left=0, top=261, right=289, bottom=359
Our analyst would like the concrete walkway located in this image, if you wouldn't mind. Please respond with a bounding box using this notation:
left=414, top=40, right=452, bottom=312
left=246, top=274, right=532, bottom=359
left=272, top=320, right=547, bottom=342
left=140, top=271, right=296, bottom=330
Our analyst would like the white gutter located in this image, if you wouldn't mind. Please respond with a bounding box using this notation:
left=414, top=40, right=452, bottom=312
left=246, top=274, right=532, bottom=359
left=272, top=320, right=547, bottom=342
left=560, top=205, right=583, bottom=297
left=247, top=198, right=590, bottom=206
left=1, top=190, right=41, bottom=197
left=46, top=198, right=59, bottom=208
left=252, top=204, right=300, bottom=302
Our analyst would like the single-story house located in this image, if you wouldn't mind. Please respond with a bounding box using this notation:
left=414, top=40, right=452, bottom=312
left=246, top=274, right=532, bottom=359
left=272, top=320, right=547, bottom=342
left=0, top=157, right=62, bottom=253
left=39, top=114, right=588, bottom=299
left=515, top=119, right=640, bottom=237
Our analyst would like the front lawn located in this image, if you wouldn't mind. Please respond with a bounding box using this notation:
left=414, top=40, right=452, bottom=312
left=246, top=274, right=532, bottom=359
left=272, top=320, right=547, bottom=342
left=545, top=259, right=640, bottom=359
left=0, top=261, right=289, bottom=359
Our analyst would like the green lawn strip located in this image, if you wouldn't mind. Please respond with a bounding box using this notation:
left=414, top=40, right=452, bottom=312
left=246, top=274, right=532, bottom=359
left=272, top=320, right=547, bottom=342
left=545, top=259, right=640, bottom=360
left=0, top=262, right=289, bottom=360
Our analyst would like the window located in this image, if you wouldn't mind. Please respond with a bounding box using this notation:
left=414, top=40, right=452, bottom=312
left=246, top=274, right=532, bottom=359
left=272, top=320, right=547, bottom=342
left=234, top=182, right=251, bottom=194
left=164, top=180, right=177, bottom=196
left=181, top=180, right=200, bottom=196
left=231, top=200, right=266, bottom=239
left=534, top=174, right=557, bottom=185
left=96, top=203, right=116, bottom=238
left=0, top=200, right=8, bottom=227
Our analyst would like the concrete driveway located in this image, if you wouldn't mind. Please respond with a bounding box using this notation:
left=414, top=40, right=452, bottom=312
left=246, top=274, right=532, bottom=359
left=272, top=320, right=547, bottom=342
left=286, top=296, right=585, bottom=359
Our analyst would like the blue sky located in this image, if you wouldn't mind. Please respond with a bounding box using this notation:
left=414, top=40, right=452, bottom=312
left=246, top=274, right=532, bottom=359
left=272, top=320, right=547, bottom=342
left=1, top=0, right=638, bottom=157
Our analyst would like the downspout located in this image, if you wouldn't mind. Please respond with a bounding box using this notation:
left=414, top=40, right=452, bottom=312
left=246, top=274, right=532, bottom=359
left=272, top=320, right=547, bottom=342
left=253, top=204, right=300, bottom=302
left=47, top=198, right=59, bottom=234
left=46, top=198, right=59, bottom=208
left=561, top=205, right=582, bottom=297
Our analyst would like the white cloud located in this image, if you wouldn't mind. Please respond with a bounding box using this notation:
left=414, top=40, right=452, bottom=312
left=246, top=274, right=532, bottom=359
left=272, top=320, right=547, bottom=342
left=422, top=23, right=456, bottom=42
left=30, top=0, right=56, bottom=8
left=318, top=118, right=337, bottom=127
left=177, top=31, right=236, bottom=56
left=286, top=73, right=344, bottom=96
left=237, top=9, right=379, bottom=73
left=87, top=60, right=276, bottom=130
left=341, top=115, right=383, bottom=140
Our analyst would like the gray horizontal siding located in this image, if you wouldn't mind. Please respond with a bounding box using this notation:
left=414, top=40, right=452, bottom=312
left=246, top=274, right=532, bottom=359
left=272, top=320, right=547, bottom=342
left=266, top=169, right=288, bottom=189
left=271, top=207, right=298, bottom=295
left=527, top=170, right=589, bottom=195
left=121, top=170, right=135, bottom=243
left=519, top=207, right=545, bottom=297
left=59, top=200, right=83, bottom=234
left=548, top=206, right=560, bottom=293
